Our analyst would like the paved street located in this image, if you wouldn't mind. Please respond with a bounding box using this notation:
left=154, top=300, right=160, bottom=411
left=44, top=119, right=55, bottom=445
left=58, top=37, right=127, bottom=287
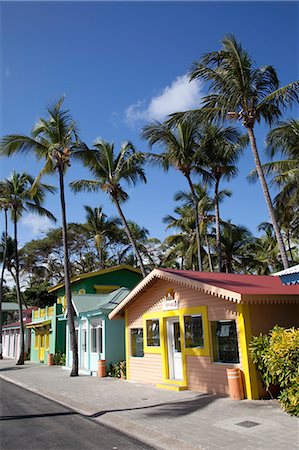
left=0, top=360, right=298, bottom=450
left=0, top=379, right=153, bottom=450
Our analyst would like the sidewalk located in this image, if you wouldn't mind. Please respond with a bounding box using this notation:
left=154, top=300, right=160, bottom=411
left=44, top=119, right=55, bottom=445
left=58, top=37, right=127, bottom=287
left=0, top=359, right=298, bottom=450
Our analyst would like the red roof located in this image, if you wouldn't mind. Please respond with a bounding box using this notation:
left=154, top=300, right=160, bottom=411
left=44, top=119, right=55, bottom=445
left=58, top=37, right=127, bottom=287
left=2, top=307, right=38, bottom=329
left=160, top=269, right=299, bottom=296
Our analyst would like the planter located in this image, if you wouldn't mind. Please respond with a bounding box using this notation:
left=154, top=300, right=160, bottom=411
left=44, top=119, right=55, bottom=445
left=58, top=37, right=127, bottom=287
left=226, top=368, right=244, bottom=400
left=48, top=353, right=54, bottom=366
left=97, top=359, right=106, bottom=378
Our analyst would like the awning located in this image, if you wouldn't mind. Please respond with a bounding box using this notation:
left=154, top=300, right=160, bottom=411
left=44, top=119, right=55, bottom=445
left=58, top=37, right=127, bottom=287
left=26, top=320, right=51, bottom=328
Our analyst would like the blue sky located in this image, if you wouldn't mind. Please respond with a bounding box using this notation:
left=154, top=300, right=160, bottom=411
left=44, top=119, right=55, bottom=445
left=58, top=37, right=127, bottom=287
left=1, top=1, right=298, bottom=246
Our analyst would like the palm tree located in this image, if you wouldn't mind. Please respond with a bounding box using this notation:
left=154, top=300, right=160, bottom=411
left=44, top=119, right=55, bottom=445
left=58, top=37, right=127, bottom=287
left=0, top=181, right=10, bottom=359
left=174, top=184, right=231, bottom=272
left=220, top=221, right=253, bottom=273
left=82, top=205, right=121, bottom=269
left=70, top=140, right=147, bottom=277
left=0, top=97, right=87, bottom=375
left=142, top=120, right=203, bottom=271
left=3, top=172, right=55, bottom=364
left=263, top=119, right=299, bottom=210
left=196, top=123, right=244, bottom=271
left=163, top=205, right=200, bottom=270
left=188, top=35, right=299, bottom=269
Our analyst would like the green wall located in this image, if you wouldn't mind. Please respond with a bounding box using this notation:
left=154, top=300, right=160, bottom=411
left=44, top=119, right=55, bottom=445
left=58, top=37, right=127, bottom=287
left=55, top=269, right=142, bottom=297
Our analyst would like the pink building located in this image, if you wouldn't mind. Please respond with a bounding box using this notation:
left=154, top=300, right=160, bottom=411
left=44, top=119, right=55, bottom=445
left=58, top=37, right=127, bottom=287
left=109, top=269, right=299, bottom=399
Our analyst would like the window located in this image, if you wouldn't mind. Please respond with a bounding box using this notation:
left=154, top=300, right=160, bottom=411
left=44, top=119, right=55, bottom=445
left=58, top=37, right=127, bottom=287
left=90, top=326, right=103, bottom=354
left=211, top=320, right=240, bottom=363
left=184, top=315, right=204, bottom=348
left=146, top=319, right=160, bottom=347
left=131, top=328, right=144, bottom=357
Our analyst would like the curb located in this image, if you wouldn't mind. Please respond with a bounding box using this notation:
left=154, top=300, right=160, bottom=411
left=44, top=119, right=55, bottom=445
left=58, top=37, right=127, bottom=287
left=0, top=374, right=202, bottom=450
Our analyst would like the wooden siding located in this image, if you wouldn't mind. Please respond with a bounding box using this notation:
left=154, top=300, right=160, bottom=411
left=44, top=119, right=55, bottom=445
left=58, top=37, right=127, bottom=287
left=130, top=353, right=163, bottom=384
left=127, top=279, right=242, bottom=394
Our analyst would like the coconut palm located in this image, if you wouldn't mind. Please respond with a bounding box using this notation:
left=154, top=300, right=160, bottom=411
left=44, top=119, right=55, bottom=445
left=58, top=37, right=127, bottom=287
left=142, top=120, right=203, bottom=270
left=70, top=140, right=147, bottom=277
left=0, top=181, right=10, bottom=359
left=195, top=123, right=244, bottom=271
left=163, top=205, right=200, bottom=270
left=3, top=172, right=55, bottom=364
left=0, top=97, right=87, bottom=375
left=220, top=221, right=253, bottom=273
left=82, top=205, right=121, bottom=269
left=263, top=119, right=299, bottom=210
left=187, top=35, right=299, bottom=269
left=174, top=184, right=231, bottom=272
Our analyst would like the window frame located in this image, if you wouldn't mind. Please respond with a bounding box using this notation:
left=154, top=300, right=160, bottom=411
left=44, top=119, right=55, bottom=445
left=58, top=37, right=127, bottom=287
left=145, top=318, right=160, bottom=348
left=130, top=327, right=144, bottom=358
left=211, top=319, right=240, bottom=365
left=183, top=314, right=204, bottom=349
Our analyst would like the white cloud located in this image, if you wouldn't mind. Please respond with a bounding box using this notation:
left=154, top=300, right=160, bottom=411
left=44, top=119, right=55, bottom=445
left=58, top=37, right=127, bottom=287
left=21, top=214, right=52, bottom=238
left=125, top=74, right=203, bottom=125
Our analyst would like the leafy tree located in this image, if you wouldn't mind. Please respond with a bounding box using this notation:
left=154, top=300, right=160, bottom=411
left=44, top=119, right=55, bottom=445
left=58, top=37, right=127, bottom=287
left=70, top=140, right=147, bottom=277
left=188, top=35, right=299, bottom=269
left=23, top=281, right=56, bottom=308
left=0, top=97, right=88, bottom=375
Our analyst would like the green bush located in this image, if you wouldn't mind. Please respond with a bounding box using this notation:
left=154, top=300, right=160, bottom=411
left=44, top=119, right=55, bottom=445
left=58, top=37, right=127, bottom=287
left=107, top=361, right=126, bottom=379
left=53, top=351, right=66, bottom=366
left=250, top=326, right=299, bottom=416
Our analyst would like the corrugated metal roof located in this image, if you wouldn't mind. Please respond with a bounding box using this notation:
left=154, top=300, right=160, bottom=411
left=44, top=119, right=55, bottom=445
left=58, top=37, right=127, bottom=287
left=72, top=287, right=130, bottom=316
left=109, top=268, right=299, bottom=319
left=272, top=264, right=299, bottom=277
left=161, top=269, right=299, bottom=295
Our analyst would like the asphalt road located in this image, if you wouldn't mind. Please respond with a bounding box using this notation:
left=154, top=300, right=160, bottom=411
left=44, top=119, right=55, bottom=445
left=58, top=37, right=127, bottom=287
left=0, top=379, right=154, bottom=450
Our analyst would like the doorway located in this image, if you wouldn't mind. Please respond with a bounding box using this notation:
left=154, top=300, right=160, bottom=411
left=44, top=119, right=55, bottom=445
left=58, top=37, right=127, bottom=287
left=166, top=317, right=183, bottom=380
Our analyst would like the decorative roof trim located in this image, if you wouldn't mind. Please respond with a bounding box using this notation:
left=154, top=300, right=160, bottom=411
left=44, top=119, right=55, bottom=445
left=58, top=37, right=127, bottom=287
left=272, top=264, right=299, bottom=277
left=109, top=269, right=243, bottom=319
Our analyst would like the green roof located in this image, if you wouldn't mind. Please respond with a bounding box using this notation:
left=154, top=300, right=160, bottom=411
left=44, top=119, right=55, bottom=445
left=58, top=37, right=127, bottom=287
left=72, top=287, right=130, bottom=316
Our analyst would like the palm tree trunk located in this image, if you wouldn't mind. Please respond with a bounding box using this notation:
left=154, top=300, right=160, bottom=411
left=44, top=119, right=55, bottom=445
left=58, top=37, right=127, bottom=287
left=205, top=234, right=213, bottom=272
left=247, top=127, right=289, bottom=269
left=0, top=209, right=8, bottom=359
left=13, top=209, right=25, bottom=365
left=59, top=170, right=78, bottom=376
left=214, top=180, right=222, bottom=272
left=185, top=174, right=202, bottom=271
left=286, top=231, right=294, bottom=261
left=113, top=198, right=146, bottom=277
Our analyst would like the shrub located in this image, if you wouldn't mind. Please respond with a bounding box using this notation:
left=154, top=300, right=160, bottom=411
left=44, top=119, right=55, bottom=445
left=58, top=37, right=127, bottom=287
left=250, top=326, right=299, bottom=416
left=107, top=361, right=126, bottom=379
left=53, top=351, right=66, bottom=366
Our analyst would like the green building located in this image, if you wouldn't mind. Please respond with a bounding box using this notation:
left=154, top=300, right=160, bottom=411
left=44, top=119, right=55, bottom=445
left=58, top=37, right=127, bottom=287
left=49, top=265, right=142, bottom=310
left=28, top=265, right=142, bottom=366
left=27, top=303, right=65, bottom=364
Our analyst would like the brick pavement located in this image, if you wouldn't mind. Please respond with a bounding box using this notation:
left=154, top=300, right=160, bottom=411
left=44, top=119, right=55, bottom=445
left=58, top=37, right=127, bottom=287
left=0, top=359, right=298, bottom=450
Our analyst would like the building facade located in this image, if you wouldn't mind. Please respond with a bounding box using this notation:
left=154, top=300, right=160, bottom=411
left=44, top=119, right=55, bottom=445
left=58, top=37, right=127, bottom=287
left=66, top=288, right=129, bottom=374
left=27, top=304, right=65, bottom=364
left=109, top=269, right=299, bottom=399
left=2, top=307, right=37, bottom=359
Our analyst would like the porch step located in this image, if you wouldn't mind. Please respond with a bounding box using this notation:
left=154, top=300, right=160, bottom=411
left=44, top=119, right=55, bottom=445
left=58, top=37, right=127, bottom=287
left=156, top=383, right=188, bottom=392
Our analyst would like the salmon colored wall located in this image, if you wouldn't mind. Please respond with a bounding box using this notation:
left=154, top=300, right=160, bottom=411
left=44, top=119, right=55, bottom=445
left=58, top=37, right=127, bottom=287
left=126, top=279, right=241, bottom=394
left=249, top=303, right=299, bottom=335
